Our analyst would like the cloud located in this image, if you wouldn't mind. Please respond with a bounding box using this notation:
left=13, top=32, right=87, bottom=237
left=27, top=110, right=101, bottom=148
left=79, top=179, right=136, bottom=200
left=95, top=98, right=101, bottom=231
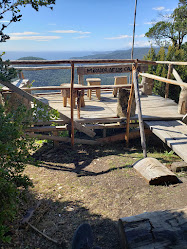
left=50, top=30, right=91, bottom=34
left=73, top=36, right=90, bottom=39
left=136, top=34, right=145, bottom=38
left=48, top=23, right=56, bottom=26
left=129, top=40, right=157, bottom=47
left=10, top=36, right=61, bottom=41
left=144, top=21, right=157, bottom=25
left=0, top=20, right=9, bottom=23
left=9, top=31, right=40, bottom=36
left=105, top=35, right=132, bottom=40
left=153, top=6, right=165, bottom=11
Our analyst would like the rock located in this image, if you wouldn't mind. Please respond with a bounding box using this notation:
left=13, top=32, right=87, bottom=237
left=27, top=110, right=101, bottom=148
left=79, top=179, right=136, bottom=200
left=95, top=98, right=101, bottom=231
left=171, top=161, right=187, bottom=172
left=182, top=114, right=187, bottom=124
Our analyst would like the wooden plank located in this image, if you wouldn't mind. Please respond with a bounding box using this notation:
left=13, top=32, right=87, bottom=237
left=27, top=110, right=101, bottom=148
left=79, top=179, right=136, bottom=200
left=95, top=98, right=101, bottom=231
left=14, top=66, right=71, bottom=71
left=77, top=64, right=148, bottom=75
left=26, top=125, right=67, bottom=132
left=9, top=59, right=137, bottom=65
left=70, top=62, right=75, bottom=146
left=165, top=64, right=173, bottom=99
left=145, top=120, right=187, bottom=163
left=26, top=133, right=97, bottom=145
left=118, top=206, right=187, bottom=249
left=97, top=129, right=151, bottom=144
left=156, top=61, right=187, bottom=66
left=20, top=84, right=141, bottom=91
left=139, top=73, right=187, bottom=88
left=133, top=157, right=179, bottom=185
left=125, top=64, right=135, bottom=145
left=172, top=68, right=184, bottom=83
left=134, top=68, right=147, bottom=158
left=0, top=80, right=96, bottom=138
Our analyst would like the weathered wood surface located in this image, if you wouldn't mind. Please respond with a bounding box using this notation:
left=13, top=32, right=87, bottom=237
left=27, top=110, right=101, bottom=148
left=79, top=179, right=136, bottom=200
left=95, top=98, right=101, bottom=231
left=133, top=157, right=179, bottom=185
left=37, top=93, right=184, bottom=120
left=0, top=80, right=96, bottom=138
left=145, top=120, right=187, bottom=163
left=156, top=61, right=187, bottom=66
left=133, top=68, right=147, bottom=158
left=139, top=72, right=187, bottom=88
left=20, top=84, right=139, bottom=91
left=118, top=206, right=187, bottom=249
left=77, top=64, right=148, bottom=75
left=165, top=64, right=173, bottom=99
left=26, top=133, right=97, bottom=145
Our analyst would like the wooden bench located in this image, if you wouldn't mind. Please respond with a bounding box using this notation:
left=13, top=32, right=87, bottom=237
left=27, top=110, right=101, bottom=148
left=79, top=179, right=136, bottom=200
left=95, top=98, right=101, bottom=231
left=86, top=78, right=101, bottom=100
left=60, top=83, right=85, bottom=109
left=113, top=76, right=128, bottom=97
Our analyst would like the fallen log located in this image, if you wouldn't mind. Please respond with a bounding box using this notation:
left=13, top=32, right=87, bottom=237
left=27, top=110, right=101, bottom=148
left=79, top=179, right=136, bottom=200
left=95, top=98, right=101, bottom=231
left=118, top=206, right=187, bottom=249
left=133, top=157, right=179, bottom=185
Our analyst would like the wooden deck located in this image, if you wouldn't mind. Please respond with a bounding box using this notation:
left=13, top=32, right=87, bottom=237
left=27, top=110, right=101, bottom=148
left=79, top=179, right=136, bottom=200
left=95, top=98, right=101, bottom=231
left=37, top=92, right=184, bottom=120
left=145, top=120, right=187, bottom=163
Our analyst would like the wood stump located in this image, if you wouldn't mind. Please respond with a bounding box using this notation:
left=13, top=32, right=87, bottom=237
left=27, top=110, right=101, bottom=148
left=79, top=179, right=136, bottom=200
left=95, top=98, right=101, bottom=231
left=118, top=206, right=187, bottom=249
left=133, top=157, right=179, bottom=185
left=117, top=89, right=136, bottom=118
left=141, top=77, right=154, bottom=95
left=178, top=87, right=187, bottom=114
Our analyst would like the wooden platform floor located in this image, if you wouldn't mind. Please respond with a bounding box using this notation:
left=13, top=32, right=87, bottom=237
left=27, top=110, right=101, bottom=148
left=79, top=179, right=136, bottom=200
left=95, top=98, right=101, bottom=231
left=145, top=120, right=187, bottom=163
left=37, top=92, right=184, bottom=121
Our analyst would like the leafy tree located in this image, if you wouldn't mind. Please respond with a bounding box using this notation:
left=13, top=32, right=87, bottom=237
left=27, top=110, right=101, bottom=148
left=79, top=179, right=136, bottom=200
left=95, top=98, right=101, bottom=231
left=0, top=0, right=55, bottom=42
left=145, top=0, right=187, bottom=49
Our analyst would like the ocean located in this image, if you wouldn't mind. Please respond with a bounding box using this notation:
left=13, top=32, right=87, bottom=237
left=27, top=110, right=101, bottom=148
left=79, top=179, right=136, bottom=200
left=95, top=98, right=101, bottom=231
left=0, top=51, right=99, bottom=60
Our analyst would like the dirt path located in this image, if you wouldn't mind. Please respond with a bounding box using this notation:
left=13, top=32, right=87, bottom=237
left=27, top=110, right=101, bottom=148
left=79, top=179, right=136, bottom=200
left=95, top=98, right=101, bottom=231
left=8, top=139, right=187, bottom=249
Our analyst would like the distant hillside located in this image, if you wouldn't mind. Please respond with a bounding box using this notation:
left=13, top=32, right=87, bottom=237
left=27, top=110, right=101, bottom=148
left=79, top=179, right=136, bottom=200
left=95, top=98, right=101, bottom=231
left=18, top=56, right=46, bottom=60
left=19, top=48, right=159, bottom=88
left=71, top=47, right=160, bottom=60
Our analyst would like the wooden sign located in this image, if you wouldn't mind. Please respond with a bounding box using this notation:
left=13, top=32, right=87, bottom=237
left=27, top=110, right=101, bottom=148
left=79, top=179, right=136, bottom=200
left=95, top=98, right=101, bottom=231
left=77, top=64, right=148, bottom=75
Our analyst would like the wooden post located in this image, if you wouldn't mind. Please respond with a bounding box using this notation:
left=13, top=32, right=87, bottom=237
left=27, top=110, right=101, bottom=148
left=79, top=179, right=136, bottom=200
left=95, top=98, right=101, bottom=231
left=70, top=62, right=75, bottom=147
left=77, top=90, right=81, bottom=119
left=133, top=67, right=147, bottom=158
left=165, top=64, right=173, bottom=99
left=53, top=131, right=59, bottom=148
left=78, top=74, right=84, bottom=85
left=125, top=64, right=135, bottom=145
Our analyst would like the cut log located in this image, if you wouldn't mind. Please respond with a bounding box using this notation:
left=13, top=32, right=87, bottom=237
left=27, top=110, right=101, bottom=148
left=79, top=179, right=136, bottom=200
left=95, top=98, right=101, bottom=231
left=133, top=157, right=179, bottom=185
left=118, top=206, right=187, bottom=249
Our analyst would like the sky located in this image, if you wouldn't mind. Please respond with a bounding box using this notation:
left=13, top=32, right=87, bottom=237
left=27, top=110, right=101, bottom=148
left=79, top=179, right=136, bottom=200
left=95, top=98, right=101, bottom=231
left=0, top=0, right=180, bottom=52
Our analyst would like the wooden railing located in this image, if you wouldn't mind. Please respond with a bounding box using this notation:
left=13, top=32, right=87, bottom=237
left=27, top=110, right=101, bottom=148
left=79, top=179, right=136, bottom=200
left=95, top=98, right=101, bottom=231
left=1, top=59, right=186, bottom=151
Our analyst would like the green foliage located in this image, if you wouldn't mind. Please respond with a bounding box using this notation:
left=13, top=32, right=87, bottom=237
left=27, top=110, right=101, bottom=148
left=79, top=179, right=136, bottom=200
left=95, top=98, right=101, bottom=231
left=0, top=0, right=55, bottom=42
left=144, top=44, right=187, bottom=102
left=18, top=56, right=46, bottom=60
left=145, top=0, right=187, bottom=49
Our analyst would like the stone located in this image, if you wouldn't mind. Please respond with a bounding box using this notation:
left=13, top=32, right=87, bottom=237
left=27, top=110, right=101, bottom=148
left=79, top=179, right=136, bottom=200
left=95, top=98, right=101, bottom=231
left=171, top=161, right=187, bottom=172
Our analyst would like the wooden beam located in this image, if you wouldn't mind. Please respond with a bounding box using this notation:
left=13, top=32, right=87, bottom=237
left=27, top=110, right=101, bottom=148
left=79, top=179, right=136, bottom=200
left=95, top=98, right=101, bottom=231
left=14, top=66, right=71, bottom=71
left=165, top=64, right=173, bottom=99
left=125, top=64, right=135, bottom=145
left=134, top=68, right=147, bottom=158
left=26, top=133, right=97, bottom=145
left=19, top=84, right=141, bottom=92
left=70, top=62, right=75, bottom=146
left=156, top=61, right=187, bottom=66
left=97, top=129, right=152, bottom=144
left=0, top=80, right=96, bottom=138
left=9, top=59, right=136, bottom=65
left=139, top=73, right=187, bottom=88
left=172, top=68, right=184, bottom=83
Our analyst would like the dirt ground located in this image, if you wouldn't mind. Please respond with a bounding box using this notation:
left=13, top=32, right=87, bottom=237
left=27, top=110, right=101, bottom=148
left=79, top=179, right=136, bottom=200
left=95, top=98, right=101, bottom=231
left=4, top=136, right=187, bottom=249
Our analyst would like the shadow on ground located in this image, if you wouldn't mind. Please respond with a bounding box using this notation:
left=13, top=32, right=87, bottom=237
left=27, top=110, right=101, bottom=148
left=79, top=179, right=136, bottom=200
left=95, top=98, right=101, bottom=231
left=6, top=192, right=120, bottom=249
